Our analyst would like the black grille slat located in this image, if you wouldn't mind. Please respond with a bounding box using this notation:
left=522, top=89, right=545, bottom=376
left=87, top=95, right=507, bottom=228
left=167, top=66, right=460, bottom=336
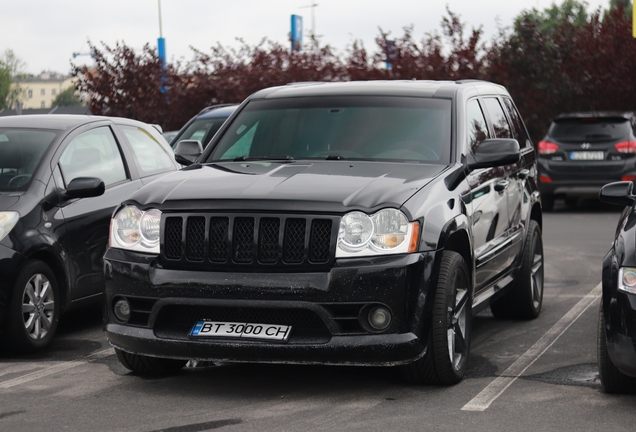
left=164, top=217, right=183, bottom=259
left=283, top=219, right=306, bottom=263
left=233, top=217, right=255, bottom=263
left=162, top=214, right=336, bottom=267
left=209, top=217, right=229, bottom=262
left=186, top=217, right=206, bottom=261
left=310, top=219, right=332, bottom=263
left=258, top=218, right=280, bottom=263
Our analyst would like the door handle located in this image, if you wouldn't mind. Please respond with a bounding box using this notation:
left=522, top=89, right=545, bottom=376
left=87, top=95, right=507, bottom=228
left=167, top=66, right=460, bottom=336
left=518, top=169, right=530, bottom=180
left=494, top=180, right=509, bottom=192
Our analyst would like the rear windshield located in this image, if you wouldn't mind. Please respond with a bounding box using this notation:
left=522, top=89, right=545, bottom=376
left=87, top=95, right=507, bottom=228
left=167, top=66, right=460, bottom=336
left=206, top=96, right=452, bottom=164
left=548, top=118, right=631, bottom=142
left=0, top=128, right=59, bottom=192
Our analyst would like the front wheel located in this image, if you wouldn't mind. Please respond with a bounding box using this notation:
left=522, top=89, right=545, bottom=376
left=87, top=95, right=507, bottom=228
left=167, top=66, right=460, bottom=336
left=597, top=303, right=636, bottom=393
left=115, top=349, right=187, bottom=375
left=1, top=260, right=60, bottom=353
left=402, top=251, right=472, bottom=385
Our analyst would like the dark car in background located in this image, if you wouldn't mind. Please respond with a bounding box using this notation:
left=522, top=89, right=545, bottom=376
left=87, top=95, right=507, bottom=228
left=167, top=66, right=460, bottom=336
left=537, top=112, right=636, bottom=210
left=0, top=115, right=179, bottom=353
left=169, top=104, right=238, bottom=150
left=598, top=181, right=636, bottom=393
left=103, top=80, right=543, bottom=385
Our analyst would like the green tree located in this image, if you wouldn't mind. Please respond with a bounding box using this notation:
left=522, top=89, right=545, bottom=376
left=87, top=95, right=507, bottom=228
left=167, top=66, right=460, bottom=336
left=519, top=0, right=590, bottom=35
left=0, top=49, right=27, bottom=109
left=52, top=86, right=82, bottom=106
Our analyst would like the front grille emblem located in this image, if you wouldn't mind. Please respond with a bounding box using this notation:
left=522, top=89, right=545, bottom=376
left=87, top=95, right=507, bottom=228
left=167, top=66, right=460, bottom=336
left=581, top=142, right=591, bottom=149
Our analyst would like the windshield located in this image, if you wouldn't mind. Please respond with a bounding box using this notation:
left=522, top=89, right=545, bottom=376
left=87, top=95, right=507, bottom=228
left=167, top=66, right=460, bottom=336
left=549, top=118, right=632, bottom=142
left=206, top=96, right=452, bottom=164
left=171, top=117, right=228, bottom=150
left=0, top=128, right=59, bottom=192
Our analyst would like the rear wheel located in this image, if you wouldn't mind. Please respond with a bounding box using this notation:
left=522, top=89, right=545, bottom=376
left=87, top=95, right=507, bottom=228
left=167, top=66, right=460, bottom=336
left=491, top=220, right=543, bottom=319
left=402, top=251, right=471, bottom=385
left=115, top=348, right=187, bottom=375
left=1, top=260, right=60, bottom=353
left=597, top=303, right=636, bottom=393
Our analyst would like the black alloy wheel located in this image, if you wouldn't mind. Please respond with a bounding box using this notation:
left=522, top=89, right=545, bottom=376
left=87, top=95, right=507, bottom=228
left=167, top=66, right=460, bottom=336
left=402, top=250, right=472, bottom=385
left=1, top=260, right=60, bottom=353
left=597, top=302, right=636, bottom=393
left=115, top=348, right=187, bottom=375
left=491, top=220, right=544, bottom=319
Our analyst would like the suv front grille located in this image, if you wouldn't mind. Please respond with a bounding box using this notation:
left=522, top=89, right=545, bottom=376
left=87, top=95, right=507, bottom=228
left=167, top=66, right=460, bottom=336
left=162, top=213, right=338, bottom=269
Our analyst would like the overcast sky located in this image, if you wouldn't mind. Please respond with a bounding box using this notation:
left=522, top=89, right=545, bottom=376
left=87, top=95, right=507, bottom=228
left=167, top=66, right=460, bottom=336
left=3, top=0, right=610, bottom=75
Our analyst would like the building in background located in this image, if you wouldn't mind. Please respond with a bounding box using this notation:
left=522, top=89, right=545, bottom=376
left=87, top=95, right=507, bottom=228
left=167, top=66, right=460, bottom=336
left=12, top=72, right=77, bottom=109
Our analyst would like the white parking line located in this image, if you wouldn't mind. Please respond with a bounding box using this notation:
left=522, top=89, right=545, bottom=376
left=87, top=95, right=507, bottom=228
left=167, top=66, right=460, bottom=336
left=462, top=283, right=602, bottom=412
left=0, top=348, right=115, bottom=389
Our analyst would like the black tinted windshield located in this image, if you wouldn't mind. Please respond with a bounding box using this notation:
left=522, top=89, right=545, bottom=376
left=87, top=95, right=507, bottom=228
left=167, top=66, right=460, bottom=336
left=0, top=128, right=59, bottom=192
left=549, top=118, right=632, bottom=142
left=172, top=118, right=228, bottom=150
left=206, top=96, right=452, bottom=164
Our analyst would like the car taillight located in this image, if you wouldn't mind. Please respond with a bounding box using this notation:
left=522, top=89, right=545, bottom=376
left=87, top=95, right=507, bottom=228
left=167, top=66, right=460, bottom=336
left=538, top=141, right=559, bottom=155
left=614, top=140, right=636, bottom=154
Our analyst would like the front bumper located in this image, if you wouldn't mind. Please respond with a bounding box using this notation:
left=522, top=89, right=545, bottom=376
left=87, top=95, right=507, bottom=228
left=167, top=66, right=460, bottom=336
left=103, top=249, right=440, bottom=366
left=605, top=291, right=636, bottom=377
left=0, top=243, right=25, bottom=325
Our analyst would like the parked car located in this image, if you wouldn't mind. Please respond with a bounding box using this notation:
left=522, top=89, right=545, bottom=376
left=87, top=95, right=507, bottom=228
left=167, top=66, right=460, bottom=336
left=537, top=112, right=636, bottom=210
left=0, top=114, right=180, bottom=353
left=104, top=80, right=543, bottom=385
left=162, top=130, right=179, bottom=144
left=598, top=181, right=636, bottom=393
left=169, top=104, right=239, bottom=151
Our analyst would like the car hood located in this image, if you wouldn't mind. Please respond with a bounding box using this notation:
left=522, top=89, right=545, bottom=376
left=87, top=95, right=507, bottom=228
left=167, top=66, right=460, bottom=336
left=0, top=194, right=20, bottom=211
left=129, top=161, right=447, bottom=213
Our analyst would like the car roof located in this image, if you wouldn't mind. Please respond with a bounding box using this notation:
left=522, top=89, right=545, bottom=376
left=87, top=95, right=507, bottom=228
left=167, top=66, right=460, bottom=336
left=195, top=104, right=239, bottom=120
left=0, top=114, right=150, bottom=131
left=249, top=80, right=508, bottom=100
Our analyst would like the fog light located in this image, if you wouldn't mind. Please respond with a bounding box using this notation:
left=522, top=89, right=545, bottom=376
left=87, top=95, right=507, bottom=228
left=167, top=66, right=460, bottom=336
left=114, top=298, right=131, bottom=323
left=368, top=306, right=391, bottom=330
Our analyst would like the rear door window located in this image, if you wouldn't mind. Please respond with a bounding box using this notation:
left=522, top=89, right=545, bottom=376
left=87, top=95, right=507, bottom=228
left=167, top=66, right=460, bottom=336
left=483, top=98, right=513, bottom=139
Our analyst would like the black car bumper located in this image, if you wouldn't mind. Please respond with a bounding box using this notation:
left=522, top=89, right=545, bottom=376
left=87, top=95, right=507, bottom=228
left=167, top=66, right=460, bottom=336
left=605, top=291, right=636, bottom=377
left=0, top=243, right=25, bottom=325
left=103, top=249, right=440, bottom=366
left=538, top=158, right=636, bottom=197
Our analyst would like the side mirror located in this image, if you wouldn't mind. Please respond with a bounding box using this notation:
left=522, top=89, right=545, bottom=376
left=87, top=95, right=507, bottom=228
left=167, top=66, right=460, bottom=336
left=467, top=138, right=520, bottom=171
left=174, top=140, right=203, bottom=166
left=66, top=177, right=105, bottom=199
left=599, top=181, right=636, bottom=207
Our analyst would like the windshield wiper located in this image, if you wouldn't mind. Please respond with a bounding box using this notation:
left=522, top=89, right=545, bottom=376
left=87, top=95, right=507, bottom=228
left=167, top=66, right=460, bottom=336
left=233, top=155, right=295, bottom=162
left=324, top=155, right=347, bottom=160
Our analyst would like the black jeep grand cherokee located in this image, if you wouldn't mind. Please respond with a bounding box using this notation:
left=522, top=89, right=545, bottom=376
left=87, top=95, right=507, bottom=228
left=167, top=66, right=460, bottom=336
left=103, top=80, right=544, bottom=385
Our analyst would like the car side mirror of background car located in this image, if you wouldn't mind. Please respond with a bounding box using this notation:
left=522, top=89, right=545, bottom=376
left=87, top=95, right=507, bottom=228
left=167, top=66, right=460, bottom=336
left=65, top=177, right=105, bottom=199
left=599, top=181, right=636, bottom=207
left=467, top=138, right=520, bottom=171
left=174, top=140, right=203, bottom=166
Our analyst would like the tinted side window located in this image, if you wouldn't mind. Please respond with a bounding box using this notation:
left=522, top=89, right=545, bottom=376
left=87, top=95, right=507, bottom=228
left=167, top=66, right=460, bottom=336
left=502, top=98, right=530, bottom=148
left=121, top=125, right=175, bottom=177
left=466, top=99, right=490, bottom=152
left=59, top=126, right=127, bottom=187
left=483, top=98, right=512, bottom=139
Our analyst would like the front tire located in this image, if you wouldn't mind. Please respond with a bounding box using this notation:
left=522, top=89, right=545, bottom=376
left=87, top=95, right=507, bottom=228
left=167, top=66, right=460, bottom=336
left=1, top=260, right=60, bottom=353
left=115, top=348, right=187, bottom=375
left=402, top=251, right=471, bottom=385
left=491, top=220, right=544, bottom=319
left=597, top=303, right=636, bottom=393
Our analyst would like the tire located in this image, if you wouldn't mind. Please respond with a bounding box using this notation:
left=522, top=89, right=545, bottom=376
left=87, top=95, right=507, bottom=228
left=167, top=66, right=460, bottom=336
left=597, top=303, right=636, bottom=394
left=542, top=194, right=554, bottom=212
left=115, top=348, right=186, bottom=375
left=491, top=220, right=544, bottom=320
left=1, top=260, right=60, bottom=354
left=402, top=251, right=471, bottom=385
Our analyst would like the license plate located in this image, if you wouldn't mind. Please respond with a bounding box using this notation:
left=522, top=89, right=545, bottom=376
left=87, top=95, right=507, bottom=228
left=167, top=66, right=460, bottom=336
left=189, top=321, right=292, bottom=341
left=570, top=151, right=604, bottom=161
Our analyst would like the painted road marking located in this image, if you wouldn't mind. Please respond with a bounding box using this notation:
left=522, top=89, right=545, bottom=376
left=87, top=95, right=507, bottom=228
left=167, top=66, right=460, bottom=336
left=462, top=283, right=602, bottom=412
left=0, top=348, right=115, bottom=389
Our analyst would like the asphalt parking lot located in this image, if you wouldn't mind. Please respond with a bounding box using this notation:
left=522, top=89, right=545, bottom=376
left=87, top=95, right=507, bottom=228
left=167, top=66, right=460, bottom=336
left=1, top=199, right=635, bottom=432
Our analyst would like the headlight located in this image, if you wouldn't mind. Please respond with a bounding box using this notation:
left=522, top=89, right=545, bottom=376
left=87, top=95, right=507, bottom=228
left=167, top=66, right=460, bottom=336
left=336, top=209, right=419, bottom=258
left=619, top=267, right=636, bottom=294
left=0, top=211, right=19, bottom=242
left=109, top=206, right=161, bottom=254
